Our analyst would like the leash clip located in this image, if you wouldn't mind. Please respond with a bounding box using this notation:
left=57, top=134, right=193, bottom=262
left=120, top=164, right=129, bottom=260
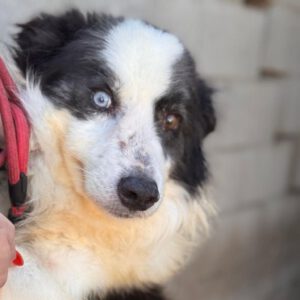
left=8, top=173, right=28, bottom=223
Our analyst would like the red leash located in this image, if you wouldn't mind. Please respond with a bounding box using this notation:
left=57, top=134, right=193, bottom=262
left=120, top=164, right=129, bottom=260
left=0, top=57, right=30, bottom=223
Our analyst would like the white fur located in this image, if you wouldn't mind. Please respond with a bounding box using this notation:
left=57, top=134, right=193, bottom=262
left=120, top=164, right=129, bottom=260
left=103, top=19, right=184, bottom=103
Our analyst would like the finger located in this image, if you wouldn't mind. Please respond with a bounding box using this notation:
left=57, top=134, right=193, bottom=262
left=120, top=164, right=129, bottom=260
left=0, top=235, right=11, bottom=285
left=0, top=270, right=8, bottom=288
left=0, top=215, right=15, bottom=243
left=0, top=231, right=14, bottom=262
left=0, top=229, right=16, bottom=263
left=0, top=217, right=16, bottom=256
left=9, top=242, right=16, bottom=262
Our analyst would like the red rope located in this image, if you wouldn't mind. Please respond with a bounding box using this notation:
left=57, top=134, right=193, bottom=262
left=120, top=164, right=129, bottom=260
left=0, top=57, right=30, bottom=221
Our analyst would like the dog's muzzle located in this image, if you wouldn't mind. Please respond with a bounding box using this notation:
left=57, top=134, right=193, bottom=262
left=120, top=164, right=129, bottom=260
left=117, top=175, right=159, bottom=211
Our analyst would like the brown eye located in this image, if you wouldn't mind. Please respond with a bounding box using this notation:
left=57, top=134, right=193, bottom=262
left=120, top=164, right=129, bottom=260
left=164, top=113, right=182, bottom=131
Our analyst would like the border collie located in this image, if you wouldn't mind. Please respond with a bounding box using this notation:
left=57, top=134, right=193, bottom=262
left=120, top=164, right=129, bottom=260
left=0, top=10, right=216, bottom=300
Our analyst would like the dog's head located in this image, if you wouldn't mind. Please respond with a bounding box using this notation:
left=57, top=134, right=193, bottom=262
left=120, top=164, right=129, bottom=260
left=14, top=10, right=215, bottom=218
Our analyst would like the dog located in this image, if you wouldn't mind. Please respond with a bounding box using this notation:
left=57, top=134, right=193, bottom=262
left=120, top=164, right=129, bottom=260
left=0, top=9, right=216, bottom=300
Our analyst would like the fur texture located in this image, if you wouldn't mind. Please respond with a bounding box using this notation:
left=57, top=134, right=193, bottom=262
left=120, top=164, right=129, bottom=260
left=0, top=10, right=215, bottom=300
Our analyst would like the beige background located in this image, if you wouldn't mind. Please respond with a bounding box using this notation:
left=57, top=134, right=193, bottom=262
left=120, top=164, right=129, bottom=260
left=0, top=0, right=300, bottom=299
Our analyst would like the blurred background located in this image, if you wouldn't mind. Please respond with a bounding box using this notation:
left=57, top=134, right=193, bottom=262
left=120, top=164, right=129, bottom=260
left=0, top=0, right=300, bottom=299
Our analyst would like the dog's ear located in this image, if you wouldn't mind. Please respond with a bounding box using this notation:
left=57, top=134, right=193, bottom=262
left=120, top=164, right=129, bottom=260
left=196, top=78, right=216, bottom=137
left=13, top=10, right=92, bottom=76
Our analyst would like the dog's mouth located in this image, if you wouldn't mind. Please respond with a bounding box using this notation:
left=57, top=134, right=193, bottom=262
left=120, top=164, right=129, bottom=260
left=101, top=197, right=162, bottom=219
left=108, top=204, right=160, bottom=218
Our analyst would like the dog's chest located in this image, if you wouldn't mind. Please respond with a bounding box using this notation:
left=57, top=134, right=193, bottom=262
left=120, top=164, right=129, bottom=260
left=3, top=238, right=174, bottom=300
left=8, top=197, right=196, bottom=300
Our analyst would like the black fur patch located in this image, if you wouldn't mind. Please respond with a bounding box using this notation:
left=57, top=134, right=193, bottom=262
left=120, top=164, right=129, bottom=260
left=14, top=10, right=121, bottom=76
left=155, top=51, right=216, bottom=193
left=88, top=286, right=167, bottom=300
left=14, top=10, right=122, bottom=118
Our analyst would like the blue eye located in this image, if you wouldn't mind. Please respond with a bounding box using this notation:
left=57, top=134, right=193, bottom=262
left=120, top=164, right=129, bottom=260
left=93, top=91, right=112, bottom=109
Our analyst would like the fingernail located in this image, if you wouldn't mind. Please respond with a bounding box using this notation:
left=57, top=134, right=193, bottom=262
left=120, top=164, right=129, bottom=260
left=12, top=251, right=24, bottom=267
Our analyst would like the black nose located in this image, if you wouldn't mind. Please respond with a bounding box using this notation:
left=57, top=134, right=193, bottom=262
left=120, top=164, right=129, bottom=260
left=117, top=176, right=160, bottom=211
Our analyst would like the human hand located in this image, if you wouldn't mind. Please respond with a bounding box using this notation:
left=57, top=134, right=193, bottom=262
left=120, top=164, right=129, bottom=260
left=0, top=213, right=15, bottom=288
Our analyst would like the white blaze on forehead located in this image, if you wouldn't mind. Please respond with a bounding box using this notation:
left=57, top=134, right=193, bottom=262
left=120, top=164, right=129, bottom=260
left=103, top=19, right=184, bottom=102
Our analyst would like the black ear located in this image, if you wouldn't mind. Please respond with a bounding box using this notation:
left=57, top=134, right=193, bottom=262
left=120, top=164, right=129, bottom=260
left=13, top=10, right=93, bottom=76
left=197, top=79, right=216, bottom=137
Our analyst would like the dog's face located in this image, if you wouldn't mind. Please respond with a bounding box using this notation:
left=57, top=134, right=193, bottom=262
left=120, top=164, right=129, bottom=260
left=14, top=11, right=215, bottom=218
